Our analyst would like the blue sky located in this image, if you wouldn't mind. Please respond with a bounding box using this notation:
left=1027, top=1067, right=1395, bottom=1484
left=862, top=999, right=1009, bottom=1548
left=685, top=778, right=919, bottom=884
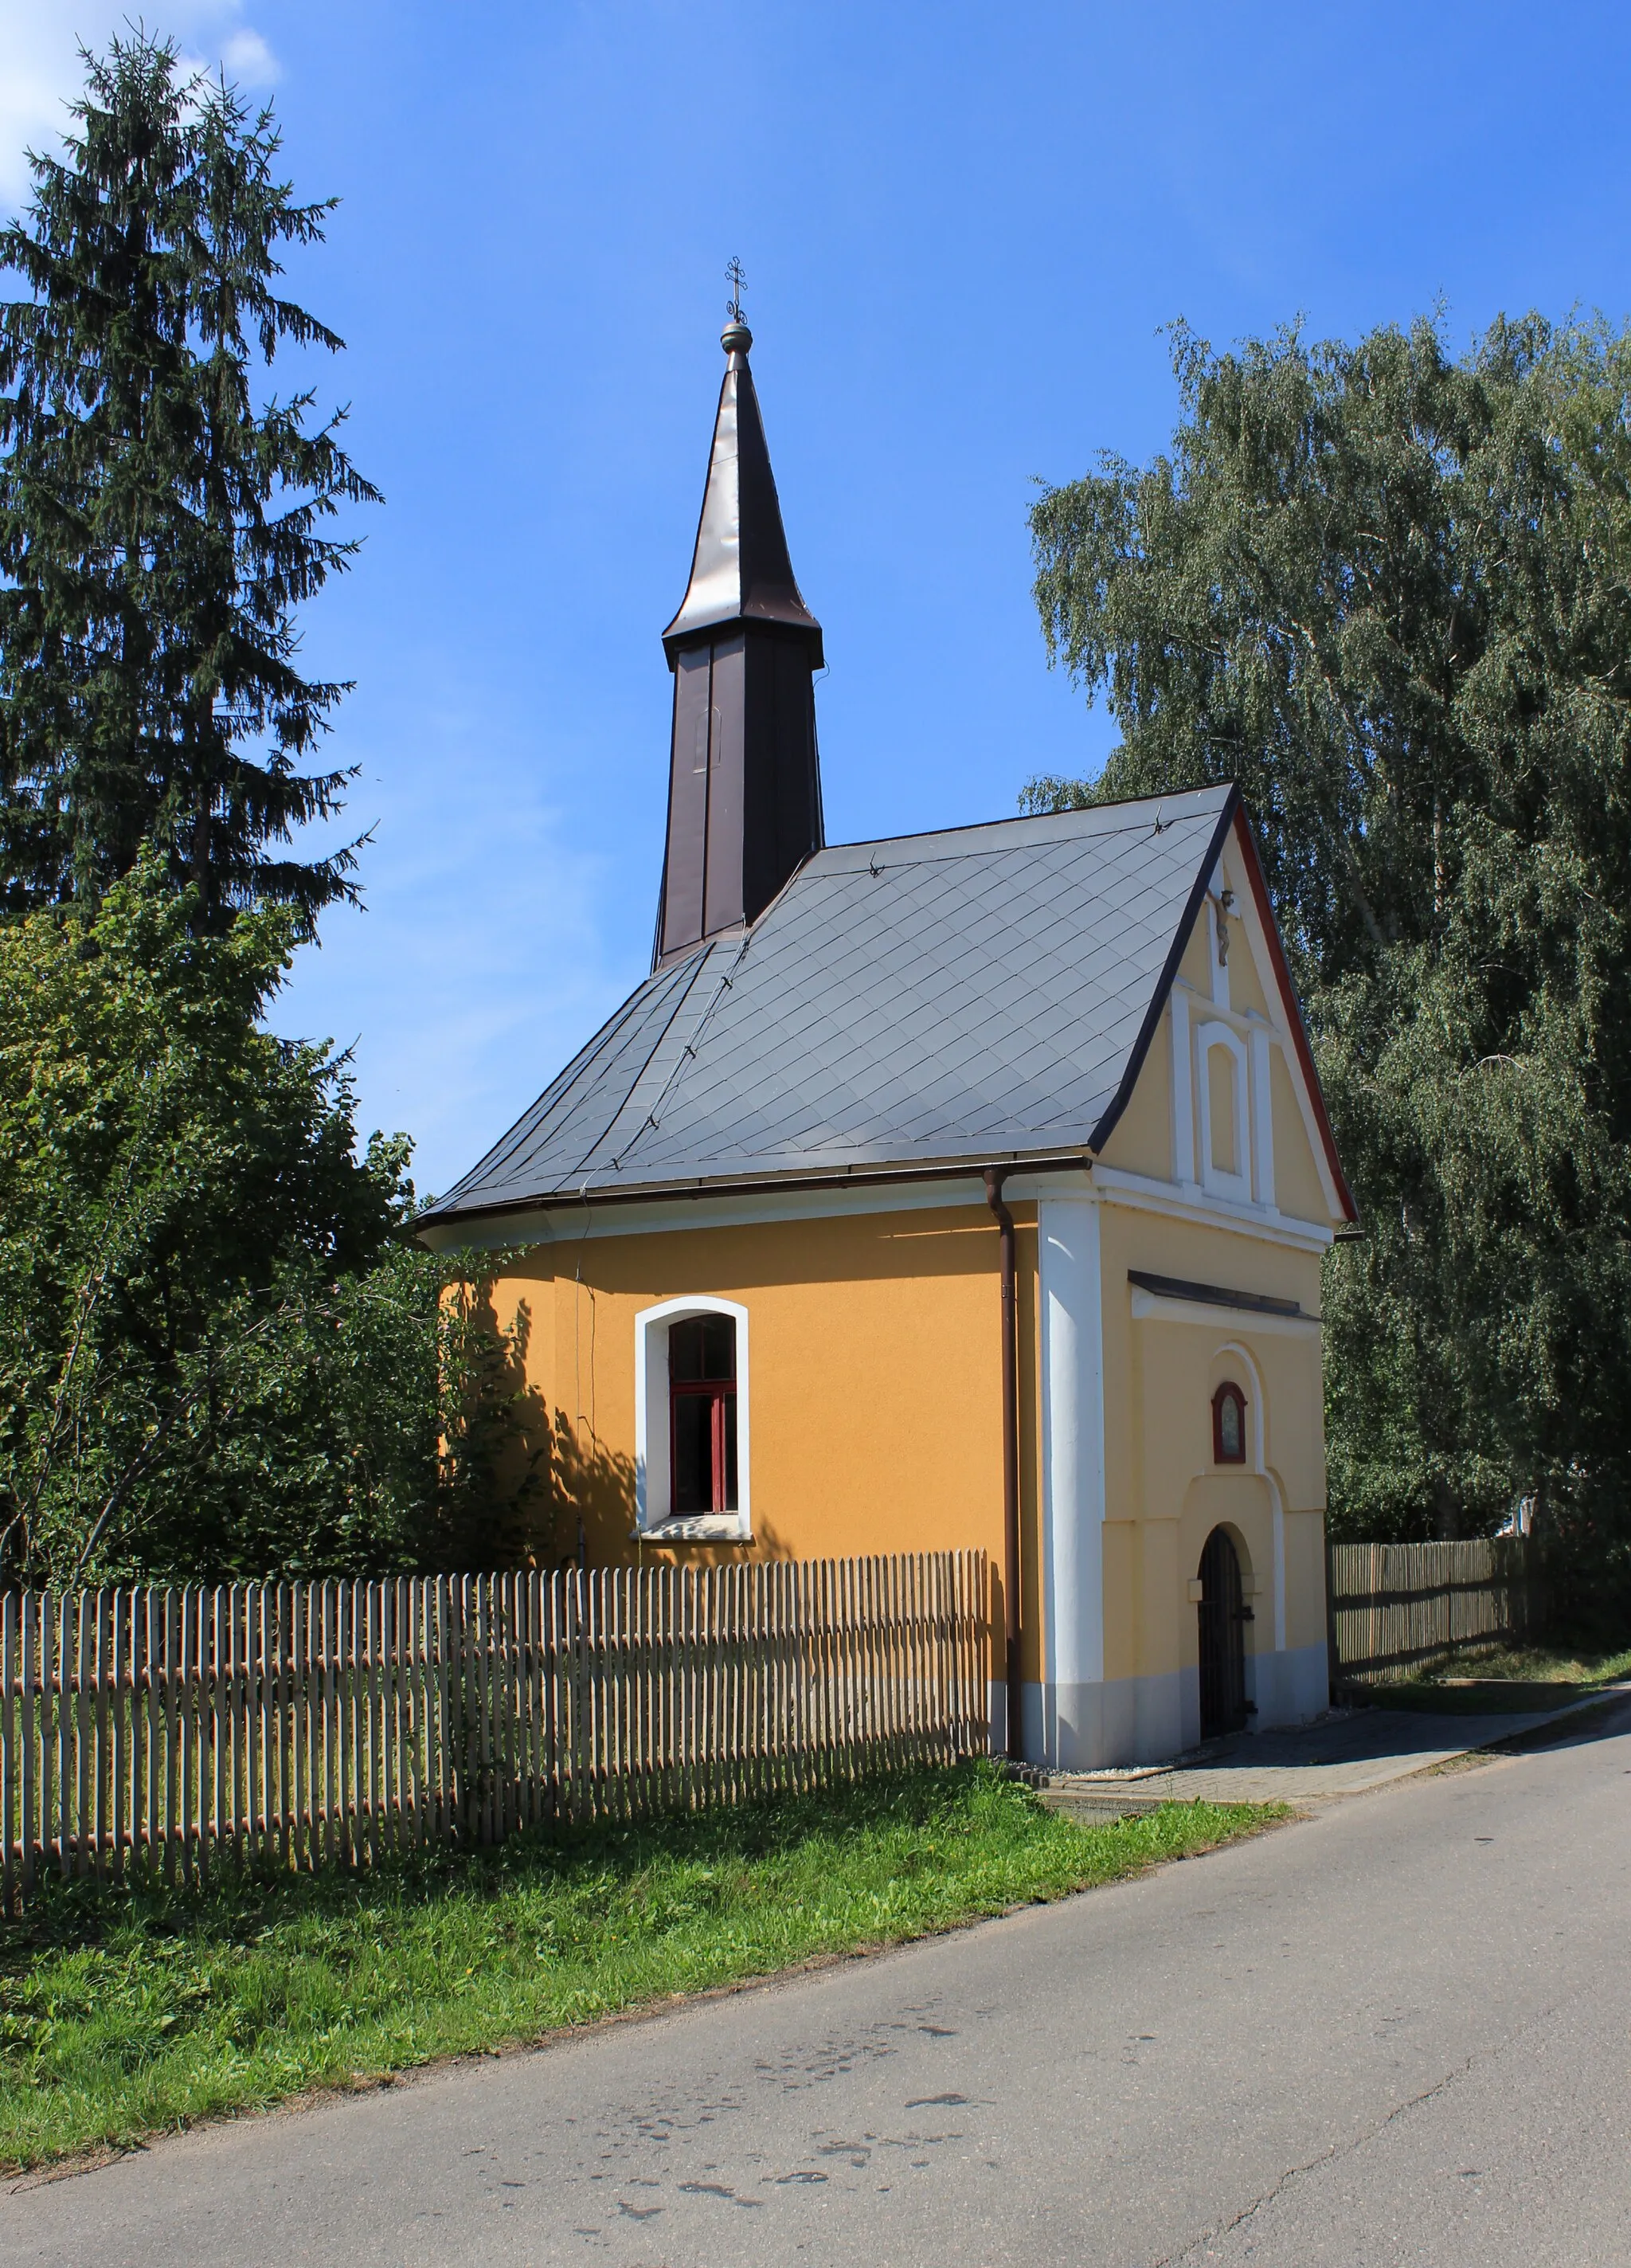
left=6, top=1, right=1631, bottom=1197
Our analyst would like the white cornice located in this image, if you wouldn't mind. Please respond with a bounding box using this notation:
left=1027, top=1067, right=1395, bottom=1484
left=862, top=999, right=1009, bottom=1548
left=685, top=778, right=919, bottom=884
left=420, top=1159, right=1332, bottom=1256
left=1093, top=1164, right=1334, bottom=1254
left=418, top=1168, right=1100, bottom=1251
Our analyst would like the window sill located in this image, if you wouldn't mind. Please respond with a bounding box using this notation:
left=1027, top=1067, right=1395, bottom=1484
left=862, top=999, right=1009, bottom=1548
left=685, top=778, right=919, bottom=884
left=636, top=1514, right=752, bottom=1544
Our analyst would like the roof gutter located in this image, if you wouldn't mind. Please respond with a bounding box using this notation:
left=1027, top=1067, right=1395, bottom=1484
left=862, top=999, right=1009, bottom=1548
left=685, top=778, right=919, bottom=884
left=983, top=1167, right=1024, bottom=1763
left=416, top=1148, right=1097, bottom=1238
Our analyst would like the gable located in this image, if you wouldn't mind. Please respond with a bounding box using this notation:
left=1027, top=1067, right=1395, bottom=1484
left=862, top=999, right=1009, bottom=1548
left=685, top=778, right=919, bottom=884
left=1096, top=809, right=1354, bottom=1229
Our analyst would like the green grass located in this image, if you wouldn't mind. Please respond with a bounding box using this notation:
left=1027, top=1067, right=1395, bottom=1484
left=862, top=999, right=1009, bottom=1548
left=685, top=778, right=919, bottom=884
left=1431, top=1640, right=1631, bottom=1686
left=0, top=1765, right=1275, bottom=2173
left=1363, top=1639, right=1631, bottom=1714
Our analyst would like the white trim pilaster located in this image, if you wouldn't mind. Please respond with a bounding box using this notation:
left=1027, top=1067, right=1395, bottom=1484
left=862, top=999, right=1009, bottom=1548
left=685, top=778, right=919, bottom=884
left=1039, top=1192, right=1106, bottom=1769
left=1170, top=987, right=1195, bottom=1192
left=1249, top=1025, right=1276, bottom=1209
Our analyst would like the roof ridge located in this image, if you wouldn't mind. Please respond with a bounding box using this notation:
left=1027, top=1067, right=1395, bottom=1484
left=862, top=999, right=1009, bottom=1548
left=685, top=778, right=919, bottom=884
left=821, top=782, right=1232, bottom=860
left=804, top=819, right=1203, bottom=880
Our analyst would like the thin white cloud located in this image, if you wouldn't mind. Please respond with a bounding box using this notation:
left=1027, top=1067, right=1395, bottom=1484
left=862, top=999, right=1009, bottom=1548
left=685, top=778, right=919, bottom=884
left=217, top=27, right=279, bottom=84
left=0, top=1, right=280, bottom=210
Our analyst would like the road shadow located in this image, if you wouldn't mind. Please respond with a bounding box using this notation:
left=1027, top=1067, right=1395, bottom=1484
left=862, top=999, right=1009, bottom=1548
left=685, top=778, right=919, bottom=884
left=1485, top=1689, right=1631, bottom=1757
left=1187, top=1707, right=1544, bottom=1780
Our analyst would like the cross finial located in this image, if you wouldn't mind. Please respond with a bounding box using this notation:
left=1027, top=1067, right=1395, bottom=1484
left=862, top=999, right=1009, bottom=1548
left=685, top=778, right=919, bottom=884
left=725, top=256, right=747, bottom=325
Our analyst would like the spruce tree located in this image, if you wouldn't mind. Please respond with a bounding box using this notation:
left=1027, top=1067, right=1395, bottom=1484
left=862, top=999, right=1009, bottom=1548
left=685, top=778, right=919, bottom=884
left=0, top=31, right=377, bottom=930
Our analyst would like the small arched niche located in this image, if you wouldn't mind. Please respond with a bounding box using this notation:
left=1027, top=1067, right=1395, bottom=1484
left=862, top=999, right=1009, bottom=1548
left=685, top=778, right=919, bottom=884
left=1212, top=1379, right=1247, bottom=1465
left=1195, top=1020, right=1251, bottom=1202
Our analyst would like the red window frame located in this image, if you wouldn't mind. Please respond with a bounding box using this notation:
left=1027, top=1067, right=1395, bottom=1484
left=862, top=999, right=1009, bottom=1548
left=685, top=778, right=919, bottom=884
left=1212, top=1381, right=1247, bottom=1465
left=668, top=1316, right=737, bottom=1515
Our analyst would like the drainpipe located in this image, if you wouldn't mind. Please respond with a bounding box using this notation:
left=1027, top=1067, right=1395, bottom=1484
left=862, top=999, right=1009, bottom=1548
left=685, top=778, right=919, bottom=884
left=984, top=1167, right=1023, bottom=1761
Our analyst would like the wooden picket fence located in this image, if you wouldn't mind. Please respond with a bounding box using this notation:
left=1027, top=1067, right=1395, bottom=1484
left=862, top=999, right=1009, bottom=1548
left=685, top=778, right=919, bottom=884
left=0, top=1551, right=989, bottom=1910
left=1327, top=1538, right=1542, bottom=1685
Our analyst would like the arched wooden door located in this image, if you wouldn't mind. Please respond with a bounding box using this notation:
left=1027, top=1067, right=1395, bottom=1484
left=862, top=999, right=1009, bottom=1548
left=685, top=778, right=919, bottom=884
left=1197, top=1526, right=1249, bottom=1739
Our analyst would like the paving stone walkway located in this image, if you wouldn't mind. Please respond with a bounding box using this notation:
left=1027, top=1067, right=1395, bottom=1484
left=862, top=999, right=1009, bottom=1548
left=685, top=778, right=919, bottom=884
left=1036, top=1687, right=1631, bottom=1816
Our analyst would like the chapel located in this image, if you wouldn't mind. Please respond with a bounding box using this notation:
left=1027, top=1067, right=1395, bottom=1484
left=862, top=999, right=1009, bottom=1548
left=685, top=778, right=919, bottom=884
left=417, top=313, right=1356, bottom=1769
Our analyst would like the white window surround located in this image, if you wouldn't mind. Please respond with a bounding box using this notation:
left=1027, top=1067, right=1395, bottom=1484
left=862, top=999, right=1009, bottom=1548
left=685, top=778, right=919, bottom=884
left=633, top=1295, right=752, bottom=1541
left=1195, top=1020, right=1252, bottom=1204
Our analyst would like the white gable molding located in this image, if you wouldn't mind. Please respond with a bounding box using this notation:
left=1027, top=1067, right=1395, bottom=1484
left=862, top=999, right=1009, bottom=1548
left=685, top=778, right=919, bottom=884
left=1083, top=1164, right=1335, bottom=1251
left=1170, top=979, right=1277, bottom=1044
left=1249, top=1027, right=1276, bottom=1209
left=1218, top=821, right=1349, bottom=1224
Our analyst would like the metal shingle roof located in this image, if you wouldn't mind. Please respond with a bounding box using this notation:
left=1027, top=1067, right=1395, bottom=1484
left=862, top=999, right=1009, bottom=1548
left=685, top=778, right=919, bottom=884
left=422, top=785, right=1235, bottom=1221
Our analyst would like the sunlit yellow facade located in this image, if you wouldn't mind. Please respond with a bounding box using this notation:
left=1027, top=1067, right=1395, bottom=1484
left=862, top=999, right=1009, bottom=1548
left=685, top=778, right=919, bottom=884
left=426, top=818, right=1351, bottom=1767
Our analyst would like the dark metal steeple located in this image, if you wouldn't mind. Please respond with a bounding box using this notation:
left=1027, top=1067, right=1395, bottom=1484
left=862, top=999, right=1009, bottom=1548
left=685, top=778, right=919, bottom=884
left=654, top=298, right=824, bottom=969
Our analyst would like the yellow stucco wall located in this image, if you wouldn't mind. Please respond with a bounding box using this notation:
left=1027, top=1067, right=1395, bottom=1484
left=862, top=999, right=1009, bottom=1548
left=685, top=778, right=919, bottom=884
left=1226, top=922, right=1273, bottom=1020
left=1097, top=1020, right=1170, bottom=1175
left=1177, top=915, right=1213, bottom=993
left=1097, top=1200, right=1328, bottom=1682
left=478, top=1177, right=1330, bottom=1694
left=1270, top=1048, right=1329, bottom=1224
left=476, top=1200, right=1040, bottom=1671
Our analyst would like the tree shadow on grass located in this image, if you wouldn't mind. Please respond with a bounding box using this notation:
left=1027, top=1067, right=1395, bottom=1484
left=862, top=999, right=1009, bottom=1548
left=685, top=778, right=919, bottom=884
left=0, top=1761, right=1018, bottom=1964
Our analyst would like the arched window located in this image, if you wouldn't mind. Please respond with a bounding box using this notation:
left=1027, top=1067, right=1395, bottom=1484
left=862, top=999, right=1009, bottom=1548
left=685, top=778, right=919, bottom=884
left=669, top=1312, right=738, bottom=1514
left=634, top=1296, right=751, bottom=1537
left=1212, top=1381, right=1246, bottom=1465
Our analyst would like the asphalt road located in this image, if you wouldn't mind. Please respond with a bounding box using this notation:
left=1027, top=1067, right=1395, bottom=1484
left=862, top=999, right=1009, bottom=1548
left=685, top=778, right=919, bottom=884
left=5, top=1702, right=1629, bottom=2268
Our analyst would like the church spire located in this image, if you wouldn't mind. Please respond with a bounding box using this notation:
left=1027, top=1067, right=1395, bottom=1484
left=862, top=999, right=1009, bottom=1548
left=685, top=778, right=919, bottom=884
left=654, top=290, right=825, bottom=969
